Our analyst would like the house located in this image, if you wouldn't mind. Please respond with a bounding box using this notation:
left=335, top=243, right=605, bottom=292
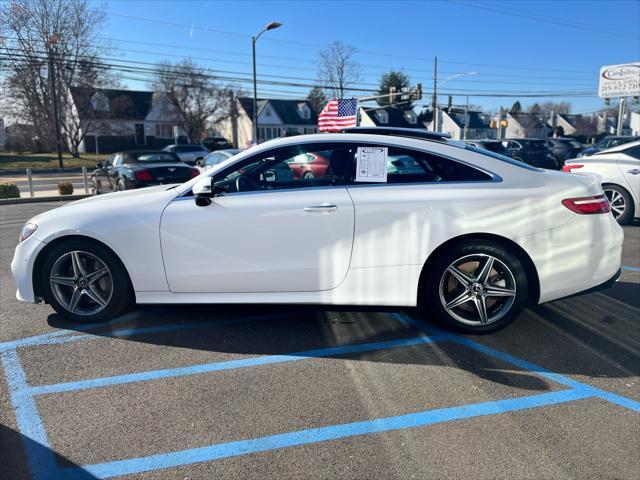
left=66, top=87, right=187, bottom=154
left=427, top=109, right=494, bottom=140
left=358, top=105, right=422, bottom=129
left=546, top=113, right=597, bottom=139
left=503, top=112, right=547, bottom=138
left=218, top=97, right=319, bottom=148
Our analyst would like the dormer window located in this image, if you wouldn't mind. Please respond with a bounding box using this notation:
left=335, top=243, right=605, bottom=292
left=404, top=110, right=417, bottom=124
left=375, top=110, right=388, bottom=124
left=297, top=103, right=310, bottom=119
left=91, top=92, right=109, bottom=112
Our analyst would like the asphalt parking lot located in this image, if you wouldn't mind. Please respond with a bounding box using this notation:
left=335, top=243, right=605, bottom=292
left=1, top=201, right=639, bottom=480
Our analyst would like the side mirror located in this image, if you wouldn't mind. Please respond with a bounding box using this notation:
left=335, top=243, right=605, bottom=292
left=193, top=177, right=213, bottom=206
left=96, top=162, right=104, bottom=169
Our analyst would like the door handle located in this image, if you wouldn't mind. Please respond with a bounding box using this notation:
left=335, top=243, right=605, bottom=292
left=304, top=203, right=337, bottom=212
left=627, top=168, right=640, bottom=175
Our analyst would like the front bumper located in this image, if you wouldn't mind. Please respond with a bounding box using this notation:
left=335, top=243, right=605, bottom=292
left=11, top=236, right=47, bottom=303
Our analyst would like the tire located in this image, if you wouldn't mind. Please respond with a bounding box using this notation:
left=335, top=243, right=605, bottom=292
left=420, top=239, right=529, bottom=334
left=116, top=178, right=126, bottom=191
left=603, top=184, right=633, bottom=225
left=40, top=238, right=133, bottom=323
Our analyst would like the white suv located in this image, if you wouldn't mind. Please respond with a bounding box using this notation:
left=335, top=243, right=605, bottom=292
left=162, top=144, right=209, bottom=165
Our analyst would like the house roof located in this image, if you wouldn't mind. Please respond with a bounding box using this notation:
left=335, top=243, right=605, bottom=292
left=509, top=112, right=544, bottom=129
left=446, top=110, right=491, bottom=129
left=361, top=106, right=422, bottom=129
left=70, top=87, right=154, bottom=121
left=237, top=97, right=318, bottom=125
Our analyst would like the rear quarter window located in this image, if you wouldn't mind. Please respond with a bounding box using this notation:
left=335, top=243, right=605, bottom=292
left=464, top=144, right=542, bottom=172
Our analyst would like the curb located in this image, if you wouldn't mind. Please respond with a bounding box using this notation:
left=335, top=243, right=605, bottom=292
left=0, top=194, right=90, bottom=205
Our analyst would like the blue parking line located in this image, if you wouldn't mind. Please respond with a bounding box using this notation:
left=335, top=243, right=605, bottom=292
left=62, top=388, right=592, bottom=479
left=0, top=349, right=59, bottom=480
left=394, top=314, right=640, bottom=412
left=27, top=334, right=447, bottom=396
left=622, top=265, right=640, bottom=272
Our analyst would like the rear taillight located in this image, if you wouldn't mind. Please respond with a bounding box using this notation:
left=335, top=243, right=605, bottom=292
left=562, top=164, right=583, bottom=173
left=190, top=168, right=200, bottom=178
left=134, top=169, right=152, bottom=181
left=562, top=194, right=611, bottom=214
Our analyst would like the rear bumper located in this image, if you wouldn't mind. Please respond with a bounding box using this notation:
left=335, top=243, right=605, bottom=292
left=521, top=213, right=624, bottom=304
left=550, top=268, right=621, bottom=302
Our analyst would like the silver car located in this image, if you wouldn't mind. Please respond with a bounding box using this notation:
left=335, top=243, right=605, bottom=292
left=162, top=144, right=209, bottom=165
left=197, top=149, right=241, bottom=172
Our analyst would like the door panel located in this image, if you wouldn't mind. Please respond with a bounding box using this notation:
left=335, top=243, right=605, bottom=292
left=618, top=157, right=640, bottom=206
left=160, top=188, right=355, bottom=293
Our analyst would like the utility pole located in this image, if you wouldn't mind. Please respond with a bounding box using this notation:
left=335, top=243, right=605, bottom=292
left=432, top=56, right=438, bottom=131
left=229, top=89, right=238, bottom=148
left=463, top=96, right=469, bottom=140
left=497, top=107, right=504, bottom=140
left=47, top=40, right=64, bottom=169
left=252, top=22, right=282, bottom=145
left=616, top=98, right=625, bottom=135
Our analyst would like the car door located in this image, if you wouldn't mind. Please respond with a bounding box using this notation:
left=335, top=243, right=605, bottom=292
left=160, top=142, right=356, bottom=293
left=618, top=146, right=640, bottom=206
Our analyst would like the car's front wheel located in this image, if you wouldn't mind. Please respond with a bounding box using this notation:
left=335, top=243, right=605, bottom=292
left=421, top=240, right=529, bottom=333
left=40, top=239, right=133, bottom=322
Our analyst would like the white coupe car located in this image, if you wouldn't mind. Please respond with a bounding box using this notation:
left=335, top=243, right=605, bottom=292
left=563, top=140, right=640, bottom=225
left=12, top=128, right=623, bottom=333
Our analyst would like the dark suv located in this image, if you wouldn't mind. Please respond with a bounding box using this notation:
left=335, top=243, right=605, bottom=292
left=502, top=138, right=559, bottom=169
left=546, top=137, right=584, bottom=162
left=464, top=140, right=510, bottom=156
left=578, top=135, right=640, bottom=158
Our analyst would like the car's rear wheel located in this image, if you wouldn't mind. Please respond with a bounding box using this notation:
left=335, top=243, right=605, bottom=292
left=116, top=178, right=126, bottom=191
left=40, top=239, right=133, bottom=323
left=90, top=175, right=100, bottom=195
left=421, top=240, right=529, bottom=333
left=603, top=184, right=633, bottom=225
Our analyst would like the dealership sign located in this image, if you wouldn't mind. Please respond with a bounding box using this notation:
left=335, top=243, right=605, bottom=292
left=598, top=62, right=640, bottom=98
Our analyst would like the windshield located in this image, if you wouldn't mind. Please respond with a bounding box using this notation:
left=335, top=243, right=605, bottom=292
left=127, top=152, right=181, bottom=163
left=464, top=144, right=542, bottom=172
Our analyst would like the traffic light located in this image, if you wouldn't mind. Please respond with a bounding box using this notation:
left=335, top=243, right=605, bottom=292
left=447, top=95, right=452, bottom=111
left=633, top=96, right=639, bottom=105
left=414, top=83, right=423, bottom=100
left=389, top=86, right=397, bottom=103
left=604, top=98, right=610, bottom=106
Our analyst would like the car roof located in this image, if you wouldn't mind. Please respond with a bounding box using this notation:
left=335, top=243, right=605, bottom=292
left=594, top=139, right=640, bottom=155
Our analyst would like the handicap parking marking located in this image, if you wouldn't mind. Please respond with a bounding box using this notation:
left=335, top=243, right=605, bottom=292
left=61, top=389, right=593, bottom=480
left=2, top=310, right=639, bottom=480
left=393, top=313, right=640, bottom=412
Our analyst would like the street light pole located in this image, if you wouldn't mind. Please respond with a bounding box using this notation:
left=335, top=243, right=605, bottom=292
left=252, top=22, right=282, bottom=145
left=437, top=71, right=478, bottom=135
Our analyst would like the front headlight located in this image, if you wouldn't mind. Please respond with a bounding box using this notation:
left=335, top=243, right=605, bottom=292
left=19, top=223, right=37, bottom=243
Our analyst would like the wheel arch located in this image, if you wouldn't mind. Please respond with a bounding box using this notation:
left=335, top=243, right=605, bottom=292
left=417, top=233, right=540, bottom=306
left=32, top=234, right=135, bottom=302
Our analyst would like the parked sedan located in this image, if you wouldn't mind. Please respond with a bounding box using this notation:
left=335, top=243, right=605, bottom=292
left=202, top=136, right=233, bottom=152
left=502, top=139, right=559, bottom=169
left=13, top=131, right=622, bottom=334
left=563, top=140, right=640, bottom=224
left=90, top=151, right=199, bottom=194
left=198, top=149, right=241, bottom=173
left=546, top=137, right=584, bottom=163
left=464, top=140, right=510, bottom=156
left=578, top=135, right=640, bottom=158
left=162, top=144, right=209, bottom=165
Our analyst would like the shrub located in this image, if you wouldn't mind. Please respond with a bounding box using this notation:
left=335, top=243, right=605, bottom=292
left=58, top=182, right=74, bottom=195
left=0, top=183, right=21, bottom=199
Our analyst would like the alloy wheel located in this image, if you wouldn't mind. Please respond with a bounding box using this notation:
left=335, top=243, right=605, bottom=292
left=604, top=188, right=626, bottom=219
left=49, top=251, right=113, bottom=316
left=438, top=254, right=517, bottom=326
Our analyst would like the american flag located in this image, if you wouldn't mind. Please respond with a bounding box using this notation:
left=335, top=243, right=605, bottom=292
left=318, top=98, right=358, bottom=132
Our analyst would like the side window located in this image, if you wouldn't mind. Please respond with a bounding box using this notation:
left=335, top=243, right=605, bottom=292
left=212, top=143, right=355, bottom=194
left=205, top=153, right=221, bottom=166
left=625, top=146, right=640, bottom=160
left=351, top=146, right=491, bottom=185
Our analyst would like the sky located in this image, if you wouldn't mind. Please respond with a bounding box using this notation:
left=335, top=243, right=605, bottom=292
left=100, top=0, right=640, bottom=114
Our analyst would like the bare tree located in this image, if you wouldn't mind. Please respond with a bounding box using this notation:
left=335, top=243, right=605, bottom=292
left=0, top=0, right=111, bottom=155
left=152, top=59, right=229, bottom=143
left=317, top=41, right=362, bottom=99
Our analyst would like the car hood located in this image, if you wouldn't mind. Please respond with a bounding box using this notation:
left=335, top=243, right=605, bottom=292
left=29, top=185, right=180, bottom=244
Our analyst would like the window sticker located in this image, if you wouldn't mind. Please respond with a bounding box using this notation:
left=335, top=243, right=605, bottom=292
left=355, top=147, right=388, bottom=183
